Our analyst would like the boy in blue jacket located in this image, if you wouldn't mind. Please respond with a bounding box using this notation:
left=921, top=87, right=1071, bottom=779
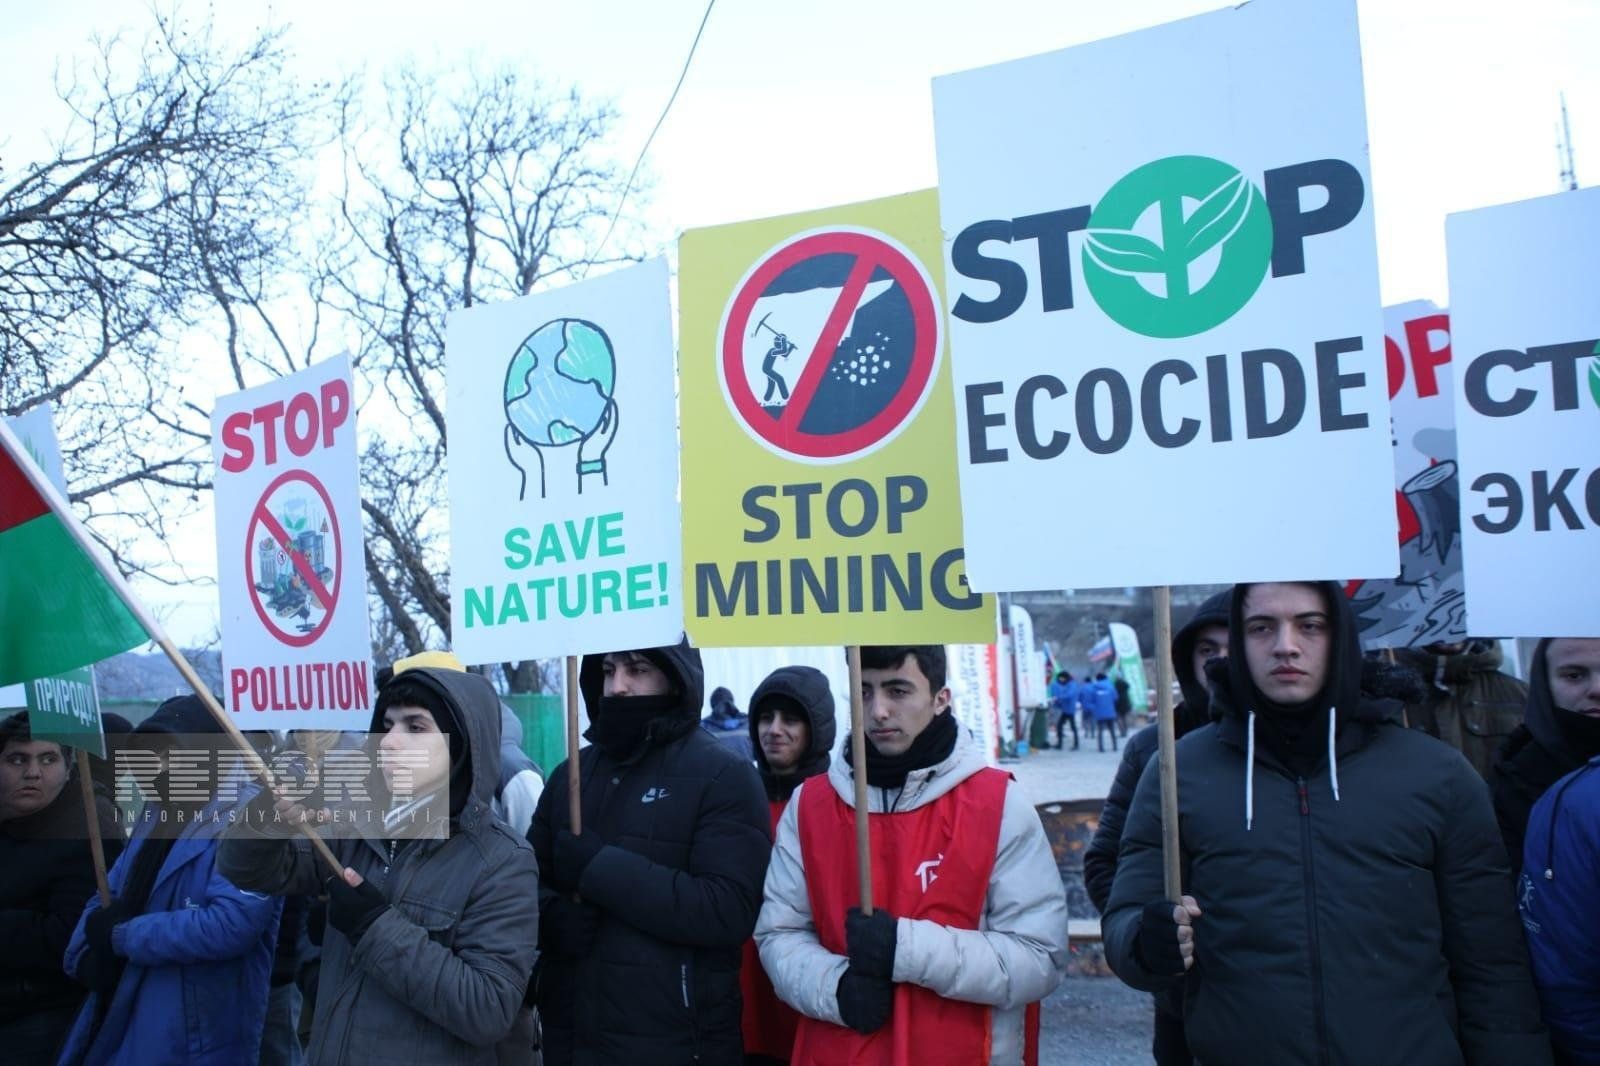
left=56, top=695, right=282, bottom=1066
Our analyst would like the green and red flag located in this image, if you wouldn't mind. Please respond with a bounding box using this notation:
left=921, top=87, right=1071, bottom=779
left=0, top=427, right=147, bottom=687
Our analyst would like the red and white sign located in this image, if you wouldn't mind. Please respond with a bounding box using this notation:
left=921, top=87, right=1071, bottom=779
left=212, top=357, right=374, bottom=728
left=717, top=228, right=941, bottom=463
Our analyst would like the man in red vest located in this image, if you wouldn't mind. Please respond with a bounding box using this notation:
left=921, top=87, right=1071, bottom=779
left=756, top=645, right=1068, bottom=1065
left=741, top=665, right=838, bottom=1064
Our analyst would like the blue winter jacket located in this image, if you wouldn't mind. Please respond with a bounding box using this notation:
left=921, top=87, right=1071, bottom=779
left=56, top=795, right=283, bottom=1066
left=1089, top=680, right=1119, bottom=722
left=1049, top=679, right=1079, bottom=717
left=1521, top=757, right=1600, bottom=1064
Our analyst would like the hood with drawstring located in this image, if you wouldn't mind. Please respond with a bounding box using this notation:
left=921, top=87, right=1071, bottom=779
left=1492, top=639, right=1600, bottom=880
left=748, top=666, right=836, bottom=801
left=1103, top=581, right=1552, bottom=1065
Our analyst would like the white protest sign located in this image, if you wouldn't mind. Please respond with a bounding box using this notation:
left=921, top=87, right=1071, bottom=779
left=1346, top=301, right=1469, bottom=646
left=447, top=258, right=682, bottom=661
left=1447, top=187, right=1600, bottom=637
left=933, top=0, right=1396, bottom=589
left=213, top=356, right=374, bottom=728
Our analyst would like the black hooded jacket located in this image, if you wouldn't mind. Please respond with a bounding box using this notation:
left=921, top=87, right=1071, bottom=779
left=1103, top=582, right=1552, bottom=1066
left=748, top=665, right=836, bottom=804
left=1084, top=590, right=1230, bottom=915
left=1491, top=638, right=1600, bottom=880
left=528, top=638, right=771, bottom=1066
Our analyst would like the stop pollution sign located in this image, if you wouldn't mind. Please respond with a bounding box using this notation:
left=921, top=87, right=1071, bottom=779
left=717, top=228, right=941, bottom=463
left=212, top=356, right=374, bottom=729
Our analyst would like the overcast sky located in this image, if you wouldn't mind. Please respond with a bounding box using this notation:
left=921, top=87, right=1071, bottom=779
left=5, top=0, right=1594, bottom=645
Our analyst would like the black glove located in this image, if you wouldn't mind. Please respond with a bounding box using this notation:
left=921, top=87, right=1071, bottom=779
left=326, top=875, right=389, bottom=946
left=836, top=967, right=893, bottom=1035
left=845, top=907, right=898, bottom=980
left=78, top=899, right=130, bottom=996
left=553, top=830, right=605, bottom=893
left=539, top=895, right=601, bottom=959
left=1134, top=899, right=1188, bottom=976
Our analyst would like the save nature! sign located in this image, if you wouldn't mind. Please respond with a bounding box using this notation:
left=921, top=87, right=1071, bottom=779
left=931, top=0, right=1397, bottom=590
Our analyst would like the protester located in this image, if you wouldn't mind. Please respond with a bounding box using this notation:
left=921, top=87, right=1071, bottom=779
left=528, top=639, right=770, bottom=1065
left=496, top=702, right=545, bottom=838
left=706, top=685, right=757, bottom=761
left=1082, top=590, right=1229, bottom=1066
left=57, top=695, right=285, bottom=1066
left=1492, top=638, right=1600, bottom=879
left=1103, top=582, right=1552, bottom=1064
left=1393, top=639, right=1527, bottom=779
left=1113, top=675, right=1133, bottom=736
left=1519, top=754, right=1600, bottom=1065
left=741, top=665, right=836, bottom=1065
left=1047, top=671, right=1080, bottom=751
left=0, top=714, right=126, bottom=1064
left=1089, top=673, right=1119, bottom=752
left=221, top=665, right=540, bottom=1065
left=756, top=644, right=1068, bottom=1064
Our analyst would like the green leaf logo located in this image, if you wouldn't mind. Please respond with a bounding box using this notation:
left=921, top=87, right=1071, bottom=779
left=1083, top=156, right=1274, bottom=339
left=1589, top=341, right=1600, bottom=410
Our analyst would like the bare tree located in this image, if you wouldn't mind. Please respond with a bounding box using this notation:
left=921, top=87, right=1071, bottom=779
left=331, top=63, right=640, bottom=686
left=0, top=16, right=334, bottom=582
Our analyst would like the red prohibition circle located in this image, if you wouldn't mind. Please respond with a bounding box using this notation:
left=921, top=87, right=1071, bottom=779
left=719, top=228, right=941, bottom=462
left=244, top=468, right=343, bottom=648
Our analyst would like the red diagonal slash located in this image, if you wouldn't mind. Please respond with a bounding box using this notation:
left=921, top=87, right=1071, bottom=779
left=778, top=253, right=880, bottom=432
left=255, top=505, right=334, bottom=611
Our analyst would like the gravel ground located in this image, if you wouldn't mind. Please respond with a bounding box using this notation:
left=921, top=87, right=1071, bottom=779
left=1011, top=722, right=1156, bottom=1065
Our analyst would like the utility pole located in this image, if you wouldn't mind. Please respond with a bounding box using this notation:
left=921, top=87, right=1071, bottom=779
left=1558, top=92, right=1578, bottom=192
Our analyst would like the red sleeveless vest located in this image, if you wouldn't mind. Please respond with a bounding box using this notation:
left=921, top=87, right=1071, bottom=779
left=791, top=766, right=1031, bottom=1066
left=742, top=798, right=801, bottom=1059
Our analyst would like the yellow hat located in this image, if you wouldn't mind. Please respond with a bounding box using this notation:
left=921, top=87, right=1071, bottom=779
left=393, top=650, right=466, bottom=675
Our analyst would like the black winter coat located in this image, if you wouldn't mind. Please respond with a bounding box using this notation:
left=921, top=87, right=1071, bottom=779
left=530, top=640, right=771, bottom=1066
left=1104, top=581, right=1551, bottom=1066
left=0, top=778, right=125, bottom=1020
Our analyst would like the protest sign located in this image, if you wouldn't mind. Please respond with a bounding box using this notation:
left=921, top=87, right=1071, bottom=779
left=680, top=190, right=994, bottom=646
left=213, top=356, right=373, bottom=728
left=1447, top=187, right=1600, bottom=636
left=932, top=0, right=1396, bottom=589
left=1347, top=301, right=1468, bottom=646
left=447, top=259, right=681, bottom=661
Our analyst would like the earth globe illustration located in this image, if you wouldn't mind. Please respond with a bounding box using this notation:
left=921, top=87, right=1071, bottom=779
left=503, top=318, right=617, bottom=447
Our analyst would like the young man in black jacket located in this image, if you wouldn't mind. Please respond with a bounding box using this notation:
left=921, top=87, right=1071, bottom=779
left=529, top=638, right=771, bottom=1066
left=1083, top=590, right=1228, bottom=1066
left=1104, top=581, right=1552, bottom=1065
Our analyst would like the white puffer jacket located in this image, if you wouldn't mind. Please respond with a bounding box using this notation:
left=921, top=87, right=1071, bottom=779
left=755, top=725, right=1069, bottom=1065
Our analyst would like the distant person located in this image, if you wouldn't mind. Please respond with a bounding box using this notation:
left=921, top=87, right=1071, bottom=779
left=1113, top=675, right=1132, bottom=735
left=742, top=666, right=836, bottom=1064
left=757, top=645, right=1068, bottom=1063
left=1083, top=591, right=1229, bottom=1066
left=1089, top=673, right=1119, bottom=752
left=1392, top=639, right=1527, bottom=779
left=1104, top=582, right=1551, bottom=1064
left=1048, top=671, right=1080, bottom=750
left=705, top=685, right=756, bottom=762
left=1492, top=638, right=1600, bottom=879
left=0, top=713, right=126, bottom=1064
left=58, top=695, right=285, bottom=1066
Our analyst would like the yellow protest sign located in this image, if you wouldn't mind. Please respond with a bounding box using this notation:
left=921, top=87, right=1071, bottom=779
left=680, top=190, right=994, bottom=647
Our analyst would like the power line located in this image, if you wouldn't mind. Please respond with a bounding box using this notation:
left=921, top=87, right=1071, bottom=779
left=590, top=0, right=717, bottom=267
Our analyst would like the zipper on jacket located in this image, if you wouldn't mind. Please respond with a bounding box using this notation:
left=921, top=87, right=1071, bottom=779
left=681, top=960, right=701, bottom=1061
left=1296, top=777, right=1332, bottom=1066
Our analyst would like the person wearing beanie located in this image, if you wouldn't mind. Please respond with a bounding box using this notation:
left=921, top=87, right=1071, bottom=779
left=219, top=665, right=540, bottom=1065
left=1083, top=589, right=1229, bottom=1066
left=56, top=695, right=284, bottom=1066
left=755, top=645, right=1067, bottom=1065
left=0, top=713, right=126, bottom=1063
left=1492, top=638, right=1600, bottom=880
left=527, top=638, right=770, bottom=1066
left=1103, top=582, right=1552, bottom=1065
left=740, top=665, right=836, bottom=1064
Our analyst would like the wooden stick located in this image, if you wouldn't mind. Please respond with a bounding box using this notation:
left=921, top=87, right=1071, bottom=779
left=566, top=655, right=582, bottom=835
left=847, top=645, right=872, bottom=915
left=1153, top=586, right=1182, bottom=900
left=0, top=421, right=343, bottom=876
left=76, top=749, right=111, bottom=906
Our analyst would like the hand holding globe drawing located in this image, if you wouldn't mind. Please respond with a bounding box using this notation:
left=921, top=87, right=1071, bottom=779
left=502, top=318, right=620, bottom=499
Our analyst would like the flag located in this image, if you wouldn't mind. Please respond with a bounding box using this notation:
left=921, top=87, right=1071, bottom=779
left=0, top=435, right=147, bottom=686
